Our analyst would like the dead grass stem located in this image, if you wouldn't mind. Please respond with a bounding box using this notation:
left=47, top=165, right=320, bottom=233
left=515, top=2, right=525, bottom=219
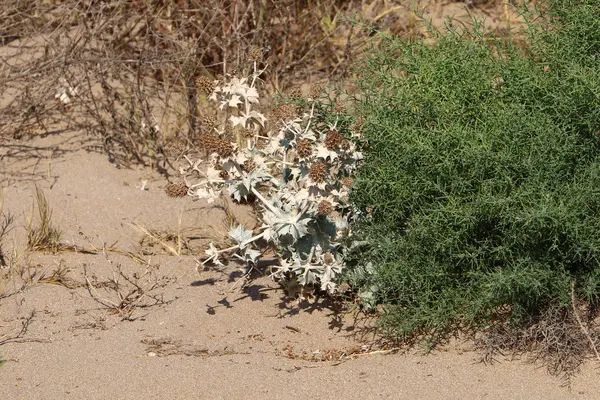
left=26, top=186, right=62, bottom=252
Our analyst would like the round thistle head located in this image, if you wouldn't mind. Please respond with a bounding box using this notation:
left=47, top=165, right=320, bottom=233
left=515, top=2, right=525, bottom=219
left=199, top=132, right=220, bottom=153
left=296, top=139, right=312, bottom=158
left=201, top=115, right=216, bottom=131
left=165, top=181, right=188, bottom=198
left=287, top=86, right=302, bottom=100
left=309, top=83, right=322, bottom=100
left=248, top=46, right=261, bottom=62
left=270, top=104, right=297, bottom=128
left=309, top=161, right=327, bottom=183
left=324, top=129, right=343, bottom=150
left=216, top=139, right=234, bottom=158
left=242, top=159, right=256, bottom=172
left=195, top=76, right=215, bottom=95
left=342, top=177, right=354, bottom=188
left=317, top=200, right=334, bottom=216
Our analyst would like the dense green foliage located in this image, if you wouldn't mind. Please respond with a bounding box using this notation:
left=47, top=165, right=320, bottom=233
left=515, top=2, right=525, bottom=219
left=347, top=0, right=600, bottom=339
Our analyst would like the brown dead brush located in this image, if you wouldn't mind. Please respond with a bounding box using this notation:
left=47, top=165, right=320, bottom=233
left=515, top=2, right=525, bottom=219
left=83, top=263, right=175, bottom=321
left=2, top=0, right=473, bottom=172
left=475, top=292, right=600, bottom=387
left=0, top=186, right=15, bottom=267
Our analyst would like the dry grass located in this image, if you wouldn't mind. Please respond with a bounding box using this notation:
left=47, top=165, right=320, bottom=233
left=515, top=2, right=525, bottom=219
left=26, top=186, right=62, bottom=252
left=83, top=262, right=175, bottom=321
left=475, top=300, right=600, bottom=387
left=1, top=1, right=513, bottom=172
left=0, top=186, right=15, bottom=267
left=0, top=0, right=372, bottom=171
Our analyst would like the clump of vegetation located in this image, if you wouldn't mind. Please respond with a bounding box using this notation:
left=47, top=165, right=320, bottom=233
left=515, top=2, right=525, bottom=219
left=27, top=187, right=62, bottom=252
left=181, top=60, right=362, bottom=298
left=345, top=0, right=600, bottom=375
left=0, top=186, right=15, bottom=267
left=0, top=0, right=378, bottom=170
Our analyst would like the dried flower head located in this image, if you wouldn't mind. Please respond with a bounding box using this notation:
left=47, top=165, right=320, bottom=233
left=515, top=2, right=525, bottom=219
left=165, top=181, right=188, bottom=197
left=309, top=83, right=322, bottom=100
left=342, top=177, right=354, bottom=188
left=242, top=159, right=256, bottom=172
left=195, top=76, right=215, bottom=94
left=334, top=103, right=346, bottom=113
left=270, top=103, right=297, bottom=128
left=199, top=132, right=220, bottom=153
left=324, top=129, right=343, bottom=150
left=201, top=115, right=216, bottom=131
left=296, top=139, right=312, bottom=158
left=317, top=200, right=334, bottom=216
left=248, top=46, right=262, bottom=62
left=309, top=162, right=327, bottom=183
left=216, top=139, right=234, bottom=158
left=287, top=86, right=302, bottom=100
left=219, top=170, right=229, bottom=180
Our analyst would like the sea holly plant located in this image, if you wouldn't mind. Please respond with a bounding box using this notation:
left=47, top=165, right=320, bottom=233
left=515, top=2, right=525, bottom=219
left=180, top=62, right=362, bottom=297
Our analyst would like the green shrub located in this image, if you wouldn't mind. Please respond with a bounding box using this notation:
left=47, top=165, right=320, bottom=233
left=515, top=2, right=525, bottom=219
left=347, top=0, right=600, bottom=340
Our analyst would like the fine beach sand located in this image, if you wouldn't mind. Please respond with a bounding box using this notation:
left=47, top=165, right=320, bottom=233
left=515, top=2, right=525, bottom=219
left=1, top=131, right=600, bottom=400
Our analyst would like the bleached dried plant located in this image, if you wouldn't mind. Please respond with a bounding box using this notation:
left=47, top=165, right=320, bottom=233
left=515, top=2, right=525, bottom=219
left=181, top=62, right=362, bottom=296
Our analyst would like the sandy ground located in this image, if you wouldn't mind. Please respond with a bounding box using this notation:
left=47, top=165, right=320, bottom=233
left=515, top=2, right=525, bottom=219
left=1, top=131, right=600, bottom=400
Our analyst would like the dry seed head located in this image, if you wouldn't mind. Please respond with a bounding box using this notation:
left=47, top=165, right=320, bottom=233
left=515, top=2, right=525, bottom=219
left=309, top=83, right=322, bottom=100
left=342, top=177, right=354, bottom=188
left=317, top=200, right=334, bottom=216
left=165, top=182, right=188, bottom=198
left=334, top=103, right=346, bottom=113
left=324, top=129, right=343, bottom=150
left=248, top=46, right=261, bottom=62
left=242, top=159, right=256, bottom=172
left=195, top=76, right=215, bottom=94
left=219, top=170, right=229, bottom=180
left=199, top=132, right=220, bottom=153
left=296, top=139, right=312, bottom=158
left=216, top=139, right=234, bottom=158
left=309, top=162, right=327, bottom=183
left=270, top=103, right=297, bottom=127
left=201, top=115, right=216, bottom=130
left=287, top=86, right=302, bottom=100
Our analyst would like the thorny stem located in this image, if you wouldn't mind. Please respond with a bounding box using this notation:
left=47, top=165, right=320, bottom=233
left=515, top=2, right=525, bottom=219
left=203, top=231, right=266, bottom=265
left=303, top=103, right=316, bottom=136
left=251, top=186, right=280, bottom=215
left=571, top=280, right=600, bottom=362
